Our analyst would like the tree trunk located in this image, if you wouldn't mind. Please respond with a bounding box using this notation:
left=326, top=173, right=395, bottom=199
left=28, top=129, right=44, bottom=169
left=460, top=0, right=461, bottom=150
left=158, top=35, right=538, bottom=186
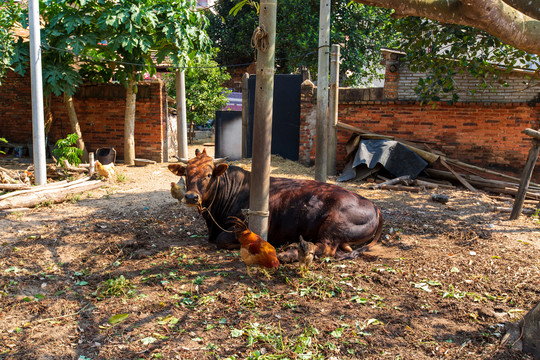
left=352, top=0, right=540, bottom=56
left=63, top=93, right=88, bottom=162
left=124, top=78, right=137, bottom=166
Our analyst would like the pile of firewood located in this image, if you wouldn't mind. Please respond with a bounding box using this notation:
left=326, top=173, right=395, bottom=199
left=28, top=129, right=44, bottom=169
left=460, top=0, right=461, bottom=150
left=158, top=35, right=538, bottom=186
left=338, top=122, right=540, bottom=214
left=0, top=162, right=104, bottom=212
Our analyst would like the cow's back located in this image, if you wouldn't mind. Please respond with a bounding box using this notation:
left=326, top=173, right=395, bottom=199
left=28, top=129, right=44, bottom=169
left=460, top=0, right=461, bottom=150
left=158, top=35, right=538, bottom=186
left=267, top=177, right=380, bottom=248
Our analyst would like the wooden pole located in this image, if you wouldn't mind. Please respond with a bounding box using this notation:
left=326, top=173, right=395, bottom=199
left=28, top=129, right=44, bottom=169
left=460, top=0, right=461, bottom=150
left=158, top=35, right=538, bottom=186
left=249, top=0, right=277, bottom=240
left=176, top=70, right=188, bottom=159
left=124, top=77, right=137, bottom=165
left=89, top=152, right=95, bottom=176
left=327, top=44, right=340, bottom=176
left=241, top=73, right=250, bottom=159
left=314, top=0, right=330, bottom=183
left=511, top=137, right=540, bottom=220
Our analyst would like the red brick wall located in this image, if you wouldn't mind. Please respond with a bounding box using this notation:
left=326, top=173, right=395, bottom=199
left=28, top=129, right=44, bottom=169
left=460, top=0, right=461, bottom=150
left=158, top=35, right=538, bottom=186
left=0, top=71, right=166, bottom=162
left=300, top=95, right=540, bottom=181
left=0, top=71, right=33, bottom=144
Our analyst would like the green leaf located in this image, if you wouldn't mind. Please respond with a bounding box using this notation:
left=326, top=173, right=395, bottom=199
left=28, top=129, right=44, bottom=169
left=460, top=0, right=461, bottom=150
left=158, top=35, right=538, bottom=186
left=230, top=328, right=243, bottom=338
left=108, top=313, right=129, bottom=325
left=141, top=336, right=157, bottom=345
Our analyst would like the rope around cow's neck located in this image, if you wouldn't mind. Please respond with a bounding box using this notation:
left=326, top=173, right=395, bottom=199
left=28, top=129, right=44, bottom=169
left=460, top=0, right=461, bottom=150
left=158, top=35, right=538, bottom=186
left=197, top=177, right=234, bottom=233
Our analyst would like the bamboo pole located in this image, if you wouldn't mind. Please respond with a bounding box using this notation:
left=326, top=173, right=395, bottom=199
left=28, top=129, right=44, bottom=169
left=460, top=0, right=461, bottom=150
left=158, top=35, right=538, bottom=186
left=327, top=44, right=340, bottom=176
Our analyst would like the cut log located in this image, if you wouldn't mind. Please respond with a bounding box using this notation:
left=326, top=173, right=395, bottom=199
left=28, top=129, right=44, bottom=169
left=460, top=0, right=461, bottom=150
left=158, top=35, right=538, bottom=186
left=369, top=175, right=412, bottom=189
left=62, top=159, right=89, bottom=173
left=0, top=178, right=87, bottom=201
left=495, top=206, right=536, bottom=215
left=0, top=183, right=32, bottom=191
left=134, top=158, right=157, bottom=167
left=0, top=180, right=103, bottom=210
left=414, top=179, right=439, bottom=189
left=380, top=184, right=421, bottom=193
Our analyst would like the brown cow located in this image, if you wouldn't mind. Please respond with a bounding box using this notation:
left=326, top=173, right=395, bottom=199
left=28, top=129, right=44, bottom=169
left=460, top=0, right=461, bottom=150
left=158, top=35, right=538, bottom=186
left=168, top=149, right=383, bottom=260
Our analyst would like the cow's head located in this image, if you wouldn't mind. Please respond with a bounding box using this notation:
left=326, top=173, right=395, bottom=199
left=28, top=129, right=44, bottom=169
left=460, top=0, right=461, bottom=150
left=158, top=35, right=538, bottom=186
left=168, top=149, right=228, bottom=207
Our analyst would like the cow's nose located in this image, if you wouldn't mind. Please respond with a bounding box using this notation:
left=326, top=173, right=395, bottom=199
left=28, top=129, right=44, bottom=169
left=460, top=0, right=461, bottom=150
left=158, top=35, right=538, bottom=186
left=185, top=193, right=199, bottom=203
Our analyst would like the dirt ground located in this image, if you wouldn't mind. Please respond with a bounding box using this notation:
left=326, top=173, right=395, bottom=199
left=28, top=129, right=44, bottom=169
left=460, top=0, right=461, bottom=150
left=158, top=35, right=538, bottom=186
left=1, top=141, right=539, bottom=360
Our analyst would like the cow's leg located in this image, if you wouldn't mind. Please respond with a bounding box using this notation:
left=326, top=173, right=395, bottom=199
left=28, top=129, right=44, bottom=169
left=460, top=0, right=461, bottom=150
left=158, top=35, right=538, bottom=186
left=215, top=230, right=240, bottom=250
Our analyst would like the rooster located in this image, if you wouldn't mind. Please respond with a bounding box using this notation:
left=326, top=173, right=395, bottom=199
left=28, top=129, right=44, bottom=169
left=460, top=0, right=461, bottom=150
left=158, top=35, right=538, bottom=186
left=229, top=217, right=279, bottom=278
left=298, top=235, right=317, bottom=277
left=95, top=160, right=115, bottom=180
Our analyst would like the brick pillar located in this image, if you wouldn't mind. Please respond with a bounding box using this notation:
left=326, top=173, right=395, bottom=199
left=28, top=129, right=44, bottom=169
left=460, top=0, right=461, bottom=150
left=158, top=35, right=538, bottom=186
left=299, top=79, right=316, bottom=166
left=382, top=50, right=402, bottom=100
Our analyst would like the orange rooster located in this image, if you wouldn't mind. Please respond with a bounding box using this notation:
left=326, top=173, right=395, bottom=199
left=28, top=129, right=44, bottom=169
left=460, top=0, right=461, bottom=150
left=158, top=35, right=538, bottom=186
left=229, top=217, right=279, bottom=277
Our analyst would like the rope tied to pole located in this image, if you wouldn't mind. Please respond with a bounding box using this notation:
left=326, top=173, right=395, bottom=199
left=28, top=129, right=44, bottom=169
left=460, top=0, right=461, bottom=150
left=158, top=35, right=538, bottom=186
left=251, top=25, right=269, bottom=52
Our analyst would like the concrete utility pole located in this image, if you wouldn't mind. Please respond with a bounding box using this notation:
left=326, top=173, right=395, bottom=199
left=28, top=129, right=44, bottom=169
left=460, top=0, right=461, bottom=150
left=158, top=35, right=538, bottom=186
left=327, top=44, right=340, bottom=176
left=249, top=0, right=277, bottom=240
left=314, top=0, right=330, bottom=183
left=29, top=0, right=47, bottom=185
left=176, top=70, right=188, bottom=159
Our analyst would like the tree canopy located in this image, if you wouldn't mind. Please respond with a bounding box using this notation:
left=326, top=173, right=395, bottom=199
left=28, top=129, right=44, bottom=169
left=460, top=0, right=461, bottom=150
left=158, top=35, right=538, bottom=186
left=207, top=0, right=398, bottom=86
left=163, top=55, right=231, bottom=126
left=352, top=0, right=540, bottom=56
left=0, top=1, right=22, bottom=85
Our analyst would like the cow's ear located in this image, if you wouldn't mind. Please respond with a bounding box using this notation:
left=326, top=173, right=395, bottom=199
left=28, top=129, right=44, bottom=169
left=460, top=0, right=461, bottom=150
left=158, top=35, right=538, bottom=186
left=168, top=164, right=186, bottom=176
left=213, top=163, right=228, bottom=177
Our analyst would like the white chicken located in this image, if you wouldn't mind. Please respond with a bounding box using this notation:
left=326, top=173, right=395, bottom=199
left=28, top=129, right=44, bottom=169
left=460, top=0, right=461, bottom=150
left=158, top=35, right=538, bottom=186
left=95, top=160, right=115, bottom=180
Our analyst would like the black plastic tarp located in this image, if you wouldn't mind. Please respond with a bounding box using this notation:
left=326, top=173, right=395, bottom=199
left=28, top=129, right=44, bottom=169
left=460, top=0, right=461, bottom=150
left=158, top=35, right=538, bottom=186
left=338, top=139, right=428, bottom=181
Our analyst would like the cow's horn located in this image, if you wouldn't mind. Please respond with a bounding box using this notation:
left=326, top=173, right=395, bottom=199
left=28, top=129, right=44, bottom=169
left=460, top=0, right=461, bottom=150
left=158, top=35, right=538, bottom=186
left=173, top=155, right=189, bottom=164
left=214, top=157, right=228, bottom=164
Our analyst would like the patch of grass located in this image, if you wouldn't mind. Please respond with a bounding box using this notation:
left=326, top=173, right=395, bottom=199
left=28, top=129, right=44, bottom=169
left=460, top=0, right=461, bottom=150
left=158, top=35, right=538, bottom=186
left=95, top=275, right=136, bottom=299
left=116, top=173, right=126, bottom=183
left=234, top=322, right=325, bottom=359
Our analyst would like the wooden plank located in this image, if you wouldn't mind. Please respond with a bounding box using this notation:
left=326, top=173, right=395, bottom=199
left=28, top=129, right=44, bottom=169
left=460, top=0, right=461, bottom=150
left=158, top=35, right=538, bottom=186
left=511, top=139, right=540, bottom=220
left=440, top=159, right=477, bottom=192
left=523, top=128, right=540, bottom=141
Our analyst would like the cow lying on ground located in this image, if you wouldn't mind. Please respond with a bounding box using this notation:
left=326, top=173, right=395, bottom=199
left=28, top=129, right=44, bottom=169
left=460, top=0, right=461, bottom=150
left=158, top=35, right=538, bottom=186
left=168, top=149, right=383, bottom=260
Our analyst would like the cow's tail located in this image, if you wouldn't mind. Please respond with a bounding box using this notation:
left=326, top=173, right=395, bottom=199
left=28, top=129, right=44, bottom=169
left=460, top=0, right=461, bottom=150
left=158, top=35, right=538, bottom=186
left=367, top=206, right=384, bottom=248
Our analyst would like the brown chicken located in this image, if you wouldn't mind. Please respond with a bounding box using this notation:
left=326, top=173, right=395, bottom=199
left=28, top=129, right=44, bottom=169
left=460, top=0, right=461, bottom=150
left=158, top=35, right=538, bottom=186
left=298, top=235, right=317, bottom=277
left=170, top=178, right=185, bottom=204
left=229, top=217, right=279, bottom=277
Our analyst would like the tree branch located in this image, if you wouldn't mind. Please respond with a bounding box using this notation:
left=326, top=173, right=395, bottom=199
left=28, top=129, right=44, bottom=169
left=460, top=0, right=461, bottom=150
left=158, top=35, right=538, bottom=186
left=353, top=0, right=540, bottom=56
